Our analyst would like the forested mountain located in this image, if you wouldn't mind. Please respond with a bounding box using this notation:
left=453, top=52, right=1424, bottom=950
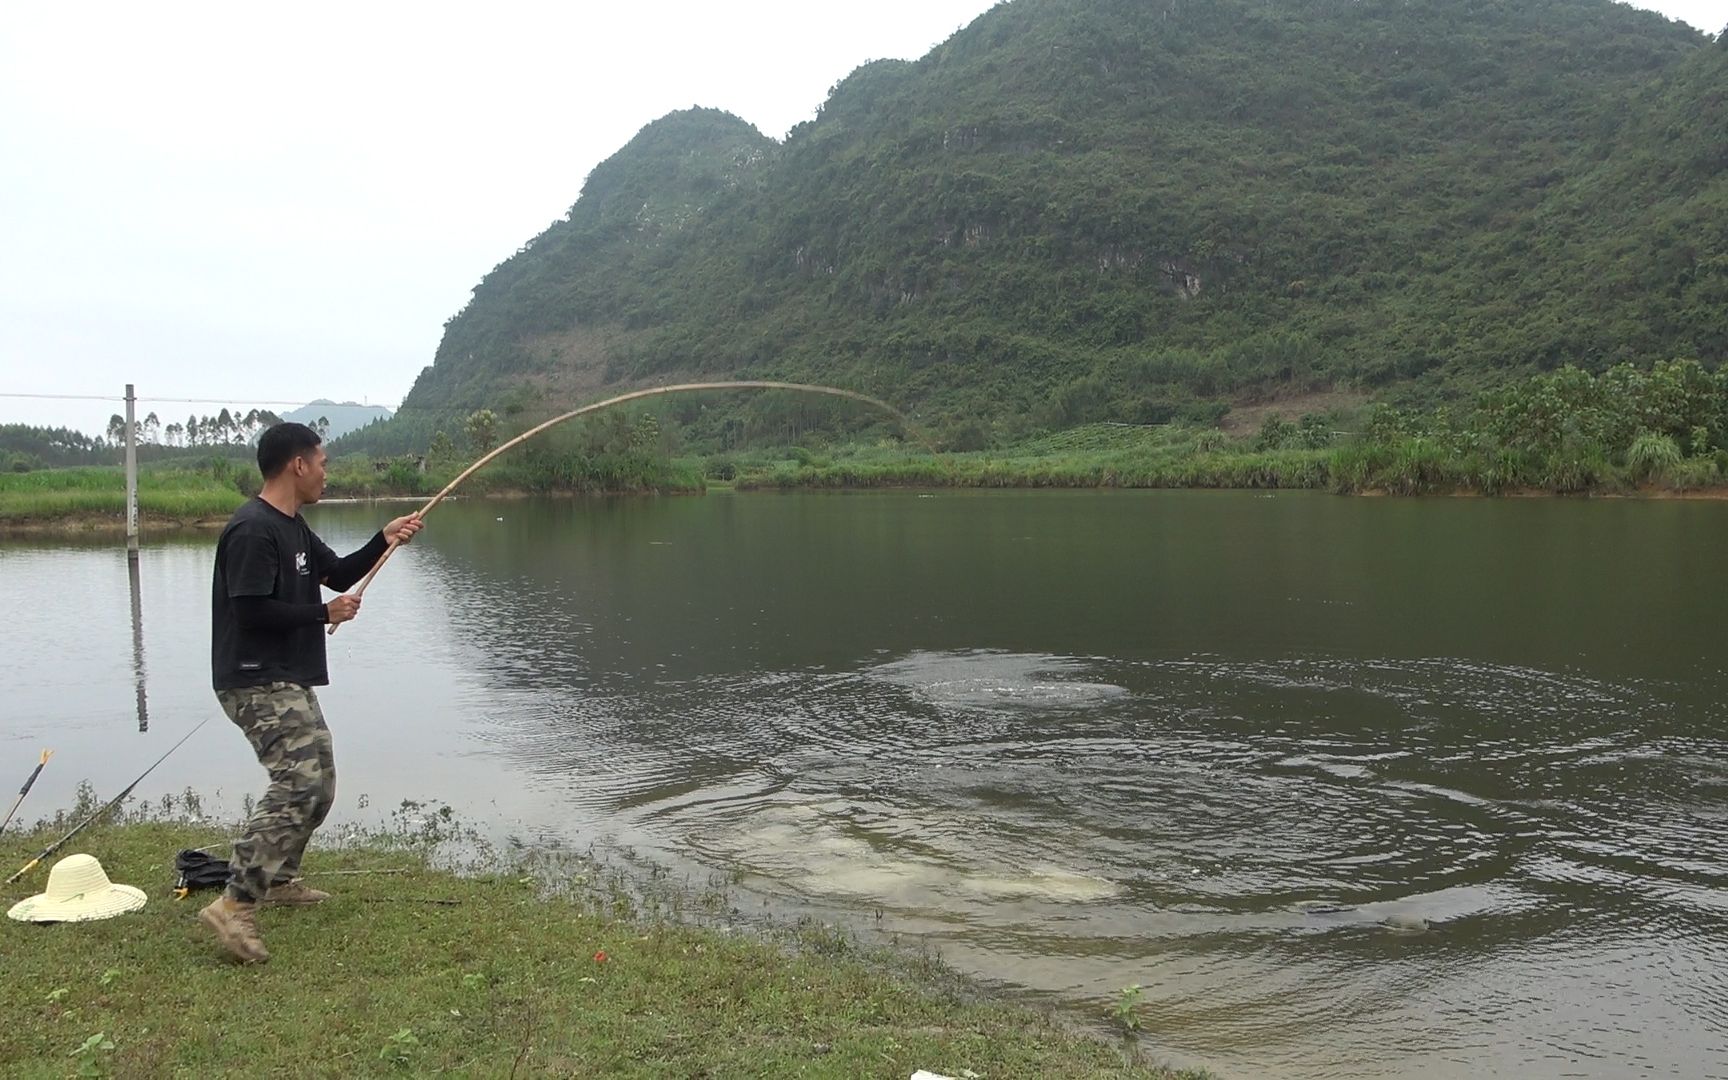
left=388, top=0, right=1722, bottom=450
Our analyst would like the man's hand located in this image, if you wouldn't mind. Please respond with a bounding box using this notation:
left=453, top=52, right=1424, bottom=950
left=326, top=594, right=362, bottom=625
left=385, top=513, right=423, bottom=545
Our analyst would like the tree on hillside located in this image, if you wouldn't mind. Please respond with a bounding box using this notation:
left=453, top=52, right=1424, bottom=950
left=465, top=409, right=498, bottom=454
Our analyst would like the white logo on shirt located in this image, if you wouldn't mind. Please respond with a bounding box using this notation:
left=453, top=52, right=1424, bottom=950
left=295, top=551, right=309, bottom=576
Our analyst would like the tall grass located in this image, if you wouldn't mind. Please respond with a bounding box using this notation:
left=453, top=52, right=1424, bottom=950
left=0, top=467, right=246, bottom=521
left=734, top=432, right=1335, bottom=491
left=727, top=422, right=1727, bottom=496
left=1625, top=432, right=1684, bottom=484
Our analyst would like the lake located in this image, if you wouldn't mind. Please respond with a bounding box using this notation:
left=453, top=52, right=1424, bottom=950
left=3, top=490, right=1726, bottom=1078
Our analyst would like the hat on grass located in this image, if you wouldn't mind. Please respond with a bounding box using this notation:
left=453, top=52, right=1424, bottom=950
left=7, top=854, right=147, bottom=923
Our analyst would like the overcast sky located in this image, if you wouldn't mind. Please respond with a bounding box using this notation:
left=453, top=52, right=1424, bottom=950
left=2, top=0, right=1718, bottom=437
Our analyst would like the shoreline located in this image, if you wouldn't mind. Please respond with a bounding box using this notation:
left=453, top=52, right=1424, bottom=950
left=0, top=511, right=232, bottom=536
left=6, top=479, right=1728, bottom=535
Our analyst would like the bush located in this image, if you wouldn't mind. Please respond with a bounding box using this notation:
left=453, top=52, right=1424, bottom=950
left=1665, top=458, right=1720, bottom=491
left=1541, top=446, right=1611, bottom=493
left=1625, top=431, right=1683, bottom=483
left=1295, top=413, right=1334, bottom=449
left=941, top=418, right=991, bottom=452
left=1255, top=414, right=1295, bottom=451
left=384, top=459, right=424, bottom=493
left=1194, top=429, right=1228, bottom=453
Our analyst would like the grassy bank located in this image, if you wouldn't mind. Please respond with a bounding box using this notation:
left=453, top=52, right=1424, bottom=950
left=0, top=467, right=246, bottom=527
left=0, top=808, right=1197, bottom=1078
left=0, top=451, right=708, bottom=532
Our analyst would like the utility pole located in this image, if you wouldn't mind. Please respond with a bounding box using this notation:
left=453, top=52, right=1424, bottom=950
left=124, top=383, right=138, bottom=557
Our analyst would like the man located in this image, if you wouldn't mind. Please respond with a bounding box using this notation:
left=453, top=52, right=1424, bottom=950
left=200, top=421, right=422, bottom=963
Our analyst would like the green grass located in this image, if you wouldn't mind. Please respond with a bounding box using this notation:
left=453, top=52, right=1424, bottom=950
left=320, top=452, right=706, bottom=501
left=0, top=467, right=246, bottom=523
left=734, top=432, right=1335, bottom=492
left=0, top=806, right=1198, bottom=1079
left=722, top=422, right=1727, bottom=496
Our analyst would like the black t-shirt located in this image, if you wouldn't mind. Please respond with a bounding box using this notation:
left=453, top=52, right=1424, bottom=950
left=210, top=497, right=386, bottom=690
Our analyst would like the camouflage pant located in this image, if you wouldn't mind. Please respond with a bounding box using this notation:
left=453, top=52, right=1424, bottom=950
left=215, top=682, right=336, bottom=903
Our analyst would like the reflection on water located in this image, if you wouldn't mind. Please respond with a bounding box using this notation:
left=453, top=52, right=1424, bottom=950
left=128, top=552, right=148, bottom=733
left=5, top=491, right=1728, bottom=1079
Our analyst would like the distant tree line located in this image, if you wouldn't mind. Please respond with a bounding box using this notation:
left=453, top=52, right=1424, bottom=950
left=0, top=408, right=325, bottom=471
left=103, top=408, right=301, bottom=448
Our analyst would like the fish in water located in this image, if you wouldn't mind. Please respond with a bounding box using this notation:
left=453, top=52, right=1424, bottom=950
left=1377, top=913, right=1433, bottom=934
left=1296, top=901, right=1435, bottom=934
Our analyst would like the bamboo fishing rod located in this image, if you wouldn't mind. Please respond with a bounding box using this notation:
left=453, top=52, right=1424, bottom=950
left=0, top=749, right=52, bottom=838
left=331, top=380, right=938, bottom=634
left=6, top=719, right=209, bottom=884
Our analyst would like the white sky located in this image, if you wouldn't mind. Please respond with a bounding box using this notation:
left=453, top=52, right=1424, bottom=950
left=2, top=0, right=1718, bottom=437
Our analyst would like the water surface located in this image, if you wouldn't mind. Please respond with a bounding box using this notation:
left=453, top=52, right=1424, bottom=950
left=3, top=490, right=1725, bottom=1078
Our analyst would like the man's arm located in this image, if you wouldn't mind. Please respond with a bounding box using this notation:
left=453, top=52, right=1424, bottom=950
left=318, top=532, right=389, bottom=593
left=234, top=596, right=328, bottom=629
left=316, top=513, right=421, bottom=593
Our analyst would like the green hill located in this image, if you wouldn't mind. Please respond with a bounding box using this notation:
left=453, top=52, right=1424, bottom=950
left=381, top=0, right=1722, bottom=452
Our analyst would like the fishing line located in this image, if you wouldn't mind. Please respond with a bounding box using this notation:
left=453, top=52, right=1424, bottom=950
left=330, top=380, right=945, bottom=634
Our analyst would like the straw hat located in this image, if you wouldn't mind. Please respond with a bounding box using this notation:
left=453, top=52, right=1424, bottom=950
left=7, top=854, right=147, bottom=923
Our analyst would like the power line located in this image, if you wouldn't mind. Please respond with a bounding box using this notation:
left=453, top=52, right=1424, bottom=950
left=0, top=392, right=375, bottom=407
left=140, top=397, right=345, bottom=407
left=0, top=392, right=125, bottom=402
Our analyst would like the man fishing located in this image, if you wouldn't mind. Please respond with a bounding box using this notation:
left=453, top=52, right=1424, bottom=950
left=200, top=421, right=422, bottom=963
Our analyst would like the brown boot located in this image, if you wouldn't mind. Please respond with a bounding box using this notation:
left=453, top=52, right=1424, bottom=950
left=198, top=894, right=270, bottom=964
left=263, top=879, right=331, bottom=906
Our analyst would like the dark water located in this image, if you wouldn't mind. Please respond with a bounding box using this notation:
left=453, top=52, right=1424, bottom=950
left=4, top=490, right=1727, bottom=1078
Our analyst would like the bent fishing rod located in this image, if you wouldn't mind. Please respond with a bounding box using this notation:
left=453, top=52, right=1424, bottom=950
left=0, top=749, right=52, bottom=838
left=331, top=379, right=938, bottom=634
left=6, top=719, right=209, bottom=884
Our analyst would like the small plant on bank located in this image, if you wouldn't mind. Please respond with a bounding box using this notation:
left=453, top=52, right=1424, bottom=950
left=70, top=1032, right=116, bottom=1078
left=1113, top=983, right=1145, bottom=1035
left=1114, top=983, right=1147, bottom=1065
left=379, top=1028, right=420, bottom=1067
